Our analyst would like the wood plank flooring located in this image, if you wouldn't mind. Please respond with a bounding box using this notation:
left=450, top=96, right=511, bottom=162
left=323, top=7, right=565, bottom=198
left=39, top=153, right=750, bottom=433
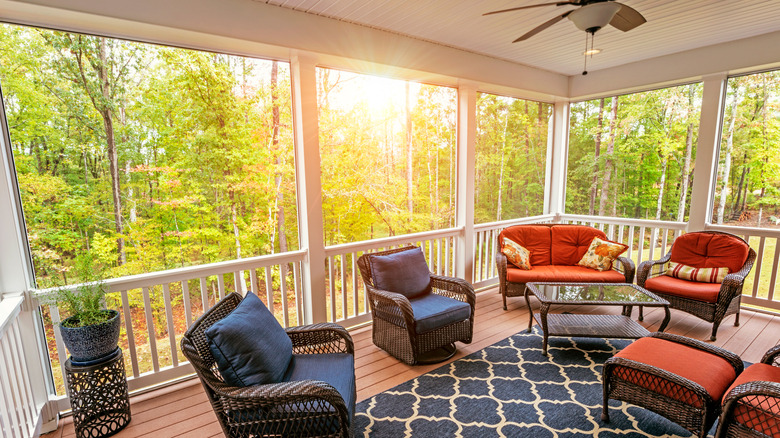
left=42, top=286, right=780, bottom=438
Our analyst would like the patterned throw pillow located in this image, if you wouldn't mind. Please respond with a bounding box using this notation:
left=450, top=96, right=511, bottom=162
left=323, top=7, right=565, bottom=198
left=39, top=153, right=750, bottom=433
left=502, top=237, right=532, bottom=270
left=577, top=237, right=628, bottom=271
left=665, top=262, right=729, bottom=283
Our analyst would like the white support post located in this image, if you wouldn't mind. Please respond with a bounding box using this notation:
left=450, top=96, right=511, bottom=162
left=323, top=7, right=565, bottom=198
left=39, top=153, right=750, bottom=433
left=290, top=52, right=328, bottom=324
left=0, top=97, right=58, bottom=432
left=546, top=100, right=569, bottom=217
left=688, top=73, right=727, bottom=232
left=456, top=82, right=476, bottom=284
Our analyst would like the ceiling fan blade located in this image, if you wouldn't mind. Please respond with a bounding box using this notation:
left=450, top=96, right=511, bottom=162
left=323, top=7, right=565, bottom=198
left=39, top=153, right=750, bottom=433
left=609, top=3, right=647, bottom=31
left=483, top=1, right=577, bottom=16
left=513, top=11, right=572, bottom=42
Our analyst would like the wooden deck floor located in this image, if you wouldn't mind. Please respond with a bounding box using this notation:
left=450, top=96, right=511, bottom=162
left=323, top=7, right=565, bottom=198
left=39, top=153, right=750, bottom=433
left=42, top=286, right=780, bottom=438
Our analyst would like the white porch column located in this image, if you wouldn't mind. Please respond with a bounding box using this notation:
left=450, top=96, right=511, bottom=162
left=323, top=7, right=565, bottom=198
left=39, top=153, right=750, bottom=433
left=455, top=82, right=477, bottom=283
left=0, top=106, right=59, bottom=432
left=546, top=100, right=569, bottom=216
left=688, top=74, right=727, bottom=232
left=290, top=52, right=327, bottom=324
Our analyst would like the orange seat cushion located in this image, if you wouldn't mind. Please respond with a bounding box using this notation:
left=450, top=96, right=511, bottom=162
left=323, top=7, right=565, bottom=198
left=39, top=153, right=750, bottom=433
left=551, top=225, right=607, bottom=265
left=506, top=265, right=625, bottom=283
left=671, top=233, right=750, bottom=274
left=644, top=275, right=721, bottom=303
left=723, top=363, right=780, bottom=437
left=500, top=226, right=552, bottom=267
left=612, top=337, right=737, bottom=407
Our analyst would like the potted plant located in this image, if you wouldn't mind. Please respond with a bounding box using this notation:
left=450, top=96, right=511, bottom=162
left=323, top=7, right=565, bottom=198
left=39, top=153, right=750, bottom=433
left=39, top=255, right=121, bottom=364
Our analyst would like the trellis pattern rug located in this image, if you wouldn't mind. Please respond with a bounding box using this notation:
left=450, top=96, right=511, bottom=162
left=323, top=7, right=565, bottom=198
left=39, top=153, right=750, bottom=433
left=355, top=328, right=716, bottom=437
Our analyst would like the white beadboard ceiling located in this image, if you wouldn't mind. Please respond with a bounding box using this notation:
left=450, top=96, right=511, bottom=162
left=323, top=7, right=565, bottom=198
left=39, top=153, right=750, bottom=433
left=258, top=0, right=780, bottom=76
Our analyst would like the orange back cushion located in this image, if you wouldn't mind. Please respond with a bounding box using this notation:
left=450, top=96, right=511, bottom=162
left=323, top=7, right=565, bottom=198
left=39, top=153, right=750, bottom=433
left=499, top=225, right=552, bottom=266
left=670, top=233, right=750, bottom=274
left=551, top=225, right=607, bottom=265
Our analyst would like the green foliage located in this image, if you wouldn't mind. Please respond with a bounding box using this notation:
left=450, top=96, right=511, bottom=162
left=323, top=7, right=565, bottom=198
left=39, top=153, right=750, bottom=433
left=37, top=253, right=110, bottom=327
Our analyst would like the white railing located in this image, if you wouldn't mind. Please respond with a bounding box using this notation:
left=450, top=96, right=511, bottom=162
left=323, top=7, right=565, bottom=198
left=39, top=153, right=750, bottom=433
left=472, top=215, right=555, bottom=288
left=707, top=224, right=780, bottom=312
left=0, top=296, right=38, bottom=438
left=324, top=227, right=463, bottom=328
left=37, top=250, right=306, bottom=411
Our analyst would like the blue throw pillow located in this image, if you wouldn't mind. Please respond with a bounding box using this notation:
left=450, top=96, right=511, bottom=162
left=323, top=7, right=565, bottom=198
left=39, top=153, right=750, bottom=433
left=205, top=292, right=292, bottom=387
left=369, top=247, right=431, bottom=299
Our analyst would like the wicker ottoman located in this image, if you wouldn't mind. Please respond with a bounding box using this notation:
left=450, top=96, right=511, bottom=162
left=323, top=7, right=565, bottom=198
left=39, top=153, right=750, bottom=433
left=602, top=332, right=743, bottom=438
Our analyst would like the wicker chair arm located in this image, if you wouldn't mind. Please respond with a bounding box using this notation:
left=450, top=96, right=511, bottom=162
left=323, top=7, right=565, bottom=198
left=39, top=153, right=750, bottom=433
left=286, top=323, right=354, bottom=355
left=218, top=379, right=345, bottom=402
left=604, top=356, right=715, bottom=407
left=637, top=252, right=672, bottom=287
left=723, top=380, right=780, bottom=404
left=430, top=274, right=476, bottom=305
left=613, top=256, right=636, bottom=282
left=496, top=251, right=508, bottom=279
left=649, top=332, right=745, bottom=375
left=762, top=344, right=780, bottom=366
left=366, top=285, right=417, bottom=330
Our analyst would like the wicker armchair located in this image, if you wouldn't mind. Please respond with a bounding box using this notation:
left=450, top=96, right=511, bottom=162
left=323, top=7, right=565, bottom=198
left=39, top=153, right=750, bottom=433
left=180, top=292, right=355, bottom=438
left=637, top=231, right=756, bottom=341
left=357, top=246, right=476, bottom=365
left=716, top=344, right=780, bottom=438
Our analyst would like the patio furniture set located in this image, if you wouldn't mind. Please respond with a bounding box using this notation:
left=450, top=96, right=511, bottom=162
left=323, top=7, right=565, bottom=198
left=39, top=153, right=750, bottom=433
left=173, top=223, right=777, bottom=437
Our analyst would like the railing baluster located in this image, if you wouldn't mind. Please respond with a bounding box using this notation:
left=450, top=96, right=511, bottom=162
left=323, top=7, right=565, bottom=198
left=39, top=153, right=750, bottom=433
left=638, top=227, right=646, bottom=267
left=264, top=266, right=274, bottom=314
left=752, top=236, right=765, bottom=298
left=120, top=290, right=139, bottom=378
left=351, top=253, right=358, bottom=317
left=476, top=231, right=484, bottom=282
left=49, top=305, right=69, bottom=396
left=618, top=225, right=625, bottom=245
left=182, top=280, right=192, bottom=328
left=445, top=237, right=451, bottom=276
left=142, top=286, right=159, bottom=373
left=340, top=254, right=347, bottom=319
left=280, top=264, right=289, bottom=328
left=294, top=262, right=303, bottom=325
left=649, top=227, right=658, bottom=261
left=162, top=283, right=178, bottom=367
left=1, top=334, right=24, bottom=437
left=10, top=322, right=36, bottom=431
left=661, top=228, right=669, bottom=256
left=217, top=274, right=225, bottom=300
left=328, top=256, right=336, bottom=322
left=199, top=277, right=210, bottom=312
left=249, top=268, right=258, bottom=295
left=768, top=237, right=779, bottom=303
left=627, top=226, right=636, bottom=259
left=0, top=340, right=23, bottom=438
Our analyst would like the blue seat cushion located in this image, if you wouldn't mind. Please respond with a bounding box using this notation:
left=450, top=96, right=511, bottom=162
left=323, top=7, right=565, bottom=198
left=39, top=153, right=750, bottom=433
left=369, top=247, right=431, bottom=299
left=283, top=353, right=356, bottom=418
left=410, top=293, right=471, bottom=334
left=205, top=292, right=293, bottom=387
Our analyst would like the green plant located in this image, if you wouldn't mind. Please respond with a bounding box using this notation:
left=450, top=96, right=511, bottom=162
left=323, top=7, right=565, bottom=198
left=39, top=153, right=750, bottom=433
left=38, top=253, right=112, bottom=328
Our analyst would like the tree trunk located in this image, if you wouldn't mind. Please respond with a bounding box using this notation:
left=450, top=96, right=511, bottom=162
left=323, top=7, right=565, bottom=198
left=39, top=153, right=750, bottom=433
left=677, top=84, right=695, bottom=221
left=496, top=111, right=508, bottom=221
left=590, top=98, right=604, bottom=215
left=655, top=156, right=668, bottom=220
left=717, top=86, right=740, bottom=224
left=405, top=82, right=413, bottom=215
left=599, top=97, right=618, bottom=216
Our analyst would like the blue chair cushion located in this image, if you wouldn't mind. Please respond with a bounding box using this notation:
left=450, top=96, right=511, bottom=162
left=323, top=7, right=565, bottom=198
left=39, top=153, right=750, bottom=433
left=409, top=293, right=471, bottom=334
left=205, top=292, right=293, bottom=387
left=283, top=353, right=356, bottom=418
left=369, top=247, right=431, bottom=299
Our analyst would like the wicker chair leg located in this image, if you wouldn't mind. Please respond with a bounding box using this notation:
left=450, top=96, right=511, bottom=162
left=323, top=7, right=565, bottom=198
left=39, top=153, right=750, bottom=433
left=710, top=322, right=720, bottom=342
left=734, top=311, right=740, bottom=326
left=638, top=306, right=644, bottom=321
left=502, top=291, right=508, bottom=311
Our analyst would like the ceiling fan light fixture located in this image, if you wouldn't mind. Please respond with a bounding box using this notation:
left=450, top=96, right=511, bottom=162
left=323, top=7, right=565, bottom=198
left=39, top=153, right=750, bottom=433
left=583, top=48, right=602, bottom=55
left=568, top=2, right=621, bottom=33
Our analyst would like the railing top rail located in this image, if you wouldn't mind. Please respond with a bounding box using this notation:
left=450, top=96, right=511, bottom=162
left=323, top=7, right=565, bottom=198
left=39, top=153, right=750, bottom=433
left=706, top=223, right=780, bottom=238
left=473, top=214, right=556, bottom=231
left=36, top=249, right=307, bottom=295
left=324, top=226, right=464, bottom=256
left=559, top=214, right=688, bottom=229
left=0, top=295, right=23, bottom=339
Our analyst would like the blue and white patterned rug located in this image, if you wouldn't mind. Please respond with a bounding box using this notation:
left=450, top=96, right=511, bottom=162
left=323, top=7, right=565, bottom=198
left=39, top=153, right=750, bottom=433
left=355, top=328, right=716, bottom=437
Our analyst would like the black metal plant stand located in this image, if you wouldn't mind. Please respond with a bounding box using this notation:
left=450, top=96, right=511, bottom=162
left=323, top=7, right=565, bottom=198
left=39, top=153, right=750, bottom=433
left=64, top=348, right=131, bottom=438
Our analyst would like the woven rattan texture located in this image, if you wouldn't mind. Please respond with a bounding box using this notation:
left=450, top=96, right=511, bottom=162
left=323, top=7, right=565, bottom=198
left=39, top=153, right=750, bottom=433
left=65, top=351, right=131, bottom=438
left=637, top=231, right=757, bottom=341
left=180, top=292, right=355, bottom=438
left=603, top=332, right=744, bottom=438
left=716, top=344, right=780, bottom=438
left=495, top=223, right=637, bottom=311
left=357, top=246, right=476, bottom=365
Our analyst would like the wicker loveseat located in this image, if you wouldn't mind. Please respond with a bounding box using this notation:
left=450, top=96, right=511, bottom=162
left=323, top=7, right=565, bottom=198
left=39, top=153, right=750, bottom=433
left=496, top=224, right=635, bottom=310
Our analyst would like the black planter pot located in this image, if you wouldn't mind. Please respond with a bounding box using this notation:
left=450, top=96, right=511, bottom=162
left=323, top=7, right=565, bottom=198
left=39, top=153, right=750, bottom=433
left=60, top=309, right=121, bottom=363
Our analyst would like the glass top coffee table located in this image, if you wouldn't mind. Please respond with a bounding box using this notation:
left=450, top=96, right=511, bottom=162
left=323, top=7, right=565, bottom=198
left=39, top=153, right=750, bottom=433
left=525, top=282, right=670, bottom=355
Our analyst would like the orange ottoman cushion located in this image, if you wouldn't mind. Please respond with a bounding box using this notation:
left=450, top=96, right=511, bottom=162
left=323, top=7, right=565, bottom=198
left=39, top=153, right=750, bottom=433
left=671, top=233, right=749, bottom=274
left=612, top=337, right=737, bottom=407
left=506, top=265, right=626, bottom=283
left=500, top=226, right=552, bottom=267
left=550, top=225, right=607, bottom=265
left=723, top=363, right=780, bottom=437
left=644, top=275, right=721, bottom=303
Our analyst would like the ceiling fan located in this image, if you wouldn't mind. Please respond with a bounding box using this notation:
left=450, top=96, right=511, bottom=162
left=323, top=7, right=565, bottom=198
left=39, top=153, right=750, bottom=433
left=484, top=0, right=647, bottom=43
